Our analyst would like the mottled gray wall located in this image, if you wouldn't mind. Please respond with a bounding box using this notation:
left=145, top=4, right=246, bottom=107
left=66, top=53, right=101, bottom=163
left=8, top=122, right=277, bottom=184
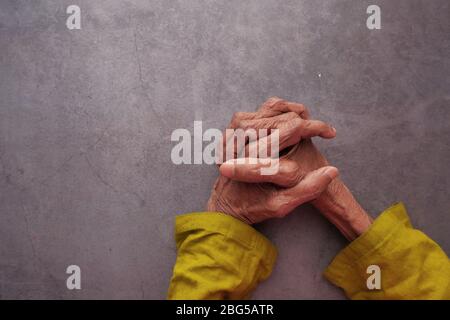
left=0, top=0, right=449, bottom=299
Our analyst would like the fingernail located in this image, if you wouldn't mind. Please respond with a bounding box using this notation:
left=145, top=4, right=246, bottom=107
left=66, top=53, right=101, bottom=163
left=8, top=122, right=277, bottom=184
left=220, top=163, right=235, bottom=177
left=324, top=167, right=339, bottom=180
left=331, top=127, right=336, bottom=134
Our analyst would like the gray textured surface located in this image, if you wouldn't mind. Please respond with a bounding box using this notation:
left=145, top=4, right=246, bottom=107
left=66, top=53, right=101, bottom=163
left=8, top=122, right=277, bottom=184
left=0, top=0, right=449, bottom=299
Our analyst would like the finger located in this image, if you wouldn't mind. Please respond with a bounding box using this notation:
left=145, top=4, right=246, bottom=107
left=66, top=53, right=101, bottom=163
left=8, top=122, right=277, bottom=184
left=239, top=112, right=298, bottom=131
left=236, top=112, right=299, bottom=142
left=218, top=111, right=259, bottom=163
left=220, top=112, right=299, bottom=162
left=259, top=97, right=310, bottom=119
left=275, top=117, right=335, bottom=151
left=296, top=119, right=336, bottom=139
left=245, top=118, right=335, bottom=158
left=228, top=112, right=259, bottom=129
left=219, top=158, right=302, bottom=187
left=219, top=127, right=259, bottom=163
left=275, top=166, right=339, bottom=216
left=253, top=115, right=335, bottom=141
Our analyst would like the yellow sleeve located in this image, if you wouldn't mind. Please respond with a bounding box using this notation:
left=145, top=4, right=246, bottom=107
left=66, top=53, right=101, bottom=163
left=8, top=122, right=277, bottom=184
left=324, top=202, right=450, bottom=299
left=167, top=212, right=277, bottom=300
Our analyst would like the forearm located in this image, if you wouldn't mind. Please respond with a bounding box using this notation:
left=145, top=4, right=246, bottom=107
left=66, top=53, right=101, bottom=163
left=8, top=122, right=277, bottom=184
left=310, top=163, right=450, bottom=299
left=323, top=203, right=450, bottom=299
left=312, top=178, right=373, bottom=241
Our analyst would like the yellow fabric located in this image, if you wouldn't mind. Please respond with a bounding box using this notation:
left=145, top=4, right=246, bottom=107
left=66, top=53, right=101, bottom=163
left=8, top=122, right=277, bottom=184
left=167, top=212, right=277, bottom=299
left=168, top=204, right=450, bottom=300
left=324, top=202, right=450, bottom=299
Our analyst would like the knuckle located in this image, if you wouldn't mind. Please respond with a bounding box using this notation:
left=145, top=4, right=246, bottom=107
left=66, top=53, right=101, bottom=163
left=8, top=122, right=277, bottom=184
left=272, top=99, right=287, bottom=110
left=234, top=112, right=246, bottom=119
left=265, top=96, right=284, bottom=108
left=297, top=103, right=305, bottom=110
left=285, top=117, right=303, bottom=133
left=239, top=119, right=251, bottom=130
left=280, top=111, right=299, bottom=122
left=298, top=104, right=307, bottom=115
left=266, top=193, right=291, bottom=218
left=305, top=183, right=322, bottom=198
left=303, top=120, right=313, bottom=129
left=280, top=161, right=301, bottom=185
left=231, top=112, right=243, bottom=127
left=266, top=196, right=282, bottom=214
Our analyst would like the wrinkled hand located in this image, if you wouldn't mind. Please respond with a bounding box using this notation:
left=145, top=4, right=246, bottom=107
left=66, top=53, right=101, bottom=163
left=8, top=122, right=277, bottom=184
left=207, top=97, right=339, bottom=224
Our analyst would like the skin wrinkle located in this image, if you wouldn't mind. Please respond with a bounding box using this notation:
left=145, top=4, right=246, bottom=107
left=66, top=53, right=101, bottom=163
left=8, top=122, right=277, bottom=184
left=207, top=97, right=373, bottom=238
left=207, top=97, right=340, bottom=224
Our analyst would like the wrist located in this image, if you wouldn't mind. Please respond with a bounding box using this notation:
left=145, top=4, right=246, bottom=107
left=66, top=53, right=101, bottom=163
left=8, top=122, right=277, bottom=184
left=206, top=190, right=252, bottom=225
left=312, top=178, right=373, bottom=241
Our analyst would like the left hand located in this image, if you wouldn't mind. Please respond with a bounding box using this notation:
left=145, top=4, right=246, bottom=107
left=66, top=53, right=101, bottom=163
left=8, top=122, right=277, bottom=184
left=207, top=97, right=338, bottom=224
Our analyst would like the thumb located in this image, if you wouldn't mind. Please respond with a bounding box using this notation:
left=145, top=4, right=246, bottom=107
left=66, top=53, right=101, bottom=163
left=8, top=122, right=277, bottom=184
left=280, top=166, right=339, bottom=206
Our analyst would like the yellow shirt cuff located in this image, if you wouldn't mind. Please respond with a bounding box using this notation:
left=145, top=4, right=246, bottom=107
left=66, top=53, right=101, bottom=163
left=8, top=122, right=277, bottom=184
left=324, top=202, right=450, bottom=299
left=169, top=212, right=277, bottom=299
left=175, top=212, right=278, bottom=268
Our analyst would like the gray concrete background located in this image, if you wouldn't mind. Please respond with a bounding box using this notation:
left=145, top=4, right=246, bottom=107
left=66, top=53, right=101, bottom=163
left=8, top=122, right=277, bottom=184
left=0, top=0, right=449, bottom=299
